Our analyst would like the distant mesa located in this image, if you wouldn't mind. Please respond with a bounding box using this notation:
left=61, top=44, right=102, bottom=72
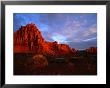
left=86, top=47, right=97, bottom=54
left=14, top=23, right=96, bottom=57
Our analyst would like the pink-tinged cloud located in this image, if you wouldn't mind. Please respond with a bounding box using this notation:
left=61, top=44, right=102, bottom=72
left=83, top=27, right=97, bottom=37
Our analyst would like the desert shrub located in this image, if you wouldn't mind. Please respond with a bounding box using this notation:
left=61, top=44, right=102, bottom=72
left=32, top=54, right=48, bottom=68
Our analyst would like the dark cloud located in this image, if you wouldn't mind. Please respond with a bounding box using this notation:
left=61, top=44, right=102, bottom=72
left=68, top=39, right=97, bottom=49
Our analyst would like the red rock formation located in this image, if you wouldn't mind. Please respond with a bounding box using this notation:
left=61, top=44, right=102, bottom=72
left=14, top=23, right=73, bottom=57
left=86, top=47, right=97, bottom=54
left=14, top=23, right=44, bottom=53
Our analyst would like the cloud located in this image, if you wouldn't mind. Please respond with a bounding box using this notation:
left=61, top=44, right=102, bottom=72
left=14, top=13, right=97, bottom=49
left=83, top=27, right=97, bottom=37
left=68, top=40, right=97, bottom=49
left=82, top=37, right=97, bottom=42
left=51, top=33, right=67, bottom=43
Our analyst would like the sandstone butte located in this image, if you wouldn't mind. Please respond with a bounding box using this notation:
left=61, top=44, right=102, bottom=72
left=14, top=23, right=77, bottom=57
left=14, top=23, right=97, bottom=57
left=86, top=47, right=97, bottom=54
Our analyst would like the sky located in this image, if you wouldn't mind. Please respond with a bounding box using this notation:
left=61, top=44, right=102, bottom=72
left=14, top=13, right=97, bottom=49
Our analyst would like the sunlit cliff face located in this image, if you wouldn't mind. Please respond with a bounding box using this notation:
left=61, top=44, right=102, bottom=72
left=14, top=13, right=97, bottom=49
